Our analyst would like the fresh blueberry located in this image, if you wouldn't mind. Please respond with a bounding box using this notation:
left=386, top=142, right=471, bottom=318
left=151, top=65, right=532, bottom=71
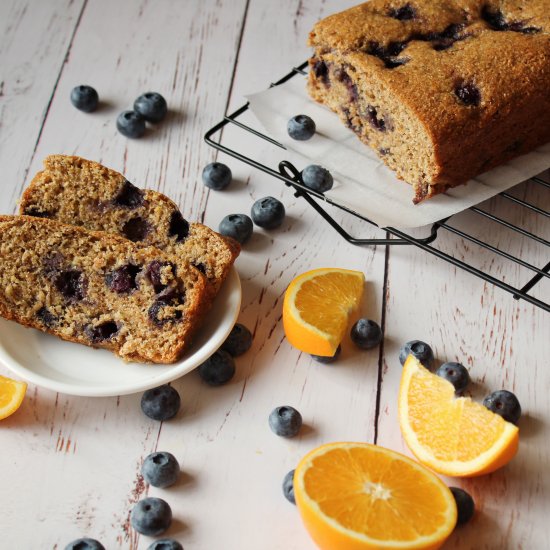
left=141, top=385, right=181, bottom=421
left=142, top=451, right=180, bottom=488
left=483, top=390, right=521, bottom=424
left=202, top=162, right=232, bottom=190
left=350, top=319, right=383, bottom=350
left=219, top=214, right=253, bottom=244
left=269, top=406, right=302, bottom=437
left=251, top=196, right=285, bottom=229
left=301, top=165, right=334, bottom=193
left=287, top=114, right=316, bottom=140
left=449, top=487, right=475, bottom=526
left=198, top=350, right=236, bottom=386
left=134, top=92, right=168, bottom=123
left=399, top=340, right=434, bottom=369
left=116, top=110, right=146, bottom=138
left=221, top=323, right=253, bottom=356
left=70, top=85, right=99, bottom=113
left=130, top=497, right=172, bottom=536
left=147, top=540, right=184, bottom=550
left=436, top=362, right=470, bottom=393
left=64, top=539, right=105, bottom=550
left=282, top=469, right=296, bottom=504
left=311, top=345, right=341, bottom=364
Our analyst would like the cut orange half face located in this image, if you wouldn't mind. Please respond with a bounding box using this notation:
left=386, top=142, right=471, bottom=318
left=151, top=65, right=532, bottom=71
left=282, top=268, right=365, bottom=356
left=294, top=442, right=457, bottom=550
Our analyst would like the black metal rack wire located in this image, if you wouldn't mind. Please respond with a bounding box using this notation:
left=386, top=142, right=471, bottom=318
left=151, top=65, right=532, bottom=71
left=205, top=62, right=550, bottom=312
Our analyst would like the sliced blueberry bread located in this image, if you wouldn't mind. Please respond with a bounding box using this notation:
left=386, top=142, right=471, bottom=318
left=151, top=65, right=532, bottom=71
left=0, top=215, right=209, bottom=363
left=20, top=155, right=240, bottom=297
left=308, top=0, right=550, bottom=202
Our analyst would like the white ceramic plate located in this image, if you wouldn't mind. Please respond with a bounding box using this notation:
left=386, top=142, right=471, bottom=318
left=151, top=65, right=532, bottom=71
left=0, top=268, right=241, bottom=397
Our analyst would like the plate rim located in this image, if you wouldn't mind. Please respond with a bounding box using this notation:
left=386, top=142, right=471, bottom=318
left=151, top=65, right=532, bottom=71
left=0, top=267, right=241, bottom=397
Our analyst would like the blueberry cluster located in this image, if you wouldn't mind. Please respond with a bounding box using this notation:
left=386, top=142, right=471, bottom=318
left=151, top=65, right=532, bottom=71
left=70, top=85, right=168, bottom=138
left=197, top=322, right=253, bottom=386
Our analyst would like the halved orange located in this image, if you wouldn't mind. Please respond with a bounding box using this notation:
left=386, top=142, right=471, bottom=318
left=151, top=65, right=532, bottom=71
left=282, top=268, right=365, bottom=356
left=399, top=355, right=519, bottom=477
left=0, top=375, right=27, bottom=420
left=294, top=442, right=457, bottom=550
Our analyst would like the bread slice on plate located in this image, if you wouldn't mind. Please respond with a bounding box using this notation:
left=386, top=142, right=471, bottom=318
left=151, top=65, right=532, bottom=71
left=0, top=215, right=209, bottom=363
left=20, top=155, right=240, bottom=298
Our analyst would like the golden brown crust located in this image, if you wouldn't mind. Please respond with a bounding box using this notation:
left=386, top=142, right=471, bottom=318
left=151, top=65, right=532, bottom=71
left=0, top=215, right=209, bottom=363
left=307, top=0, right=550, bottom=201
left=20, top=155, right=240, bottom=295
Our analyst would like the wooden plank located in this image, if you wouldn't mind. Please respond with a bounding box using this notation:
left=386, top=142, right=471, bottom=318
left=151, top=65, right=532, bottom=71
left=0, top=0, right=85, bottom=214
left=176, top=0, right=388, bottom=548
left=376, top=174, right=550, bottom=548
left=0, top=1, right=248, bottom=548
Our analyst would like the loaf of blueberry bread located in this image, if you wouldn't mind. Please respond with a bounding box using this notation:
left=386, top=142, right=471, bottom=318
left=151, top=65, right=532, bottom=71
left=0, top=215, right=209, bottom=363
left=308, top=0, right=550, bottom=202
left=20, top=155, right=240, bottom=297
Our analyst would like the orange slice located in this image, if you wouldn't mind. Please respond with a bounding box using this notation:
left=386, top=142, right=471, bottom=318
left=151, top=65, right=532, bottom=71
left=282, top=268, right=364, bottom=356
left=294, top=442, right=457, bottom=550
left=0, top=375, right=27, bottom=420
left=399, top=355, right=519, bottom=477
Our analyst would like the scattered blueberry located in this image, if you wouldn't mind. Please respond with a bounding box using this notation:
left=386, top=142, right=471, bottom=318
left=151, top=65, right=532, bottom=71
left=168, top=210, right=190, bottom=242
left=436, top=362, right=470, bottom=393
left=287, top=114, right=316, bottom=141
left=55, top=270, right=87, bottom=302
left=483, top=390, right=522, bottom=425
left=198, top=350, right=236, bottom=386
left=399, top=340, right=434, bottom=369
left=147, top=540, right=184, bottom=550
left=202, top=162, right=232, bottom=190
left=116, top=110, right=146, bottom=138
left=64, top=539, right=105, bottom=550
left=134, top=92, right=168, bottom=123
left=219, top=214, right=253, bottom=244
left=450, top=487, right=475, bottom=526
left=251, top=196, right=285, bottom=229
left=130, top=497, right=172, bottom=536
left=301, top=165, right=334, bottom=193
left=70, top=85, right=99, bottom=113
left=282, top=469, right=296, bottom=504
left=142, top=451, right=180, bottom=488
left=122, top=216, right=150, bottom=241
left=269, top=406, right=302, bottom=437
left=311, top=345, right=341, bottom=364
left=36, top=306, right=57, bottom=327
left=350, top=319, right=383, bottom=350
left=221, top=323, right=253, bottom=357
left=367, top=105, right=387, bottom=131
left=141, top=385, right=181, bottom=421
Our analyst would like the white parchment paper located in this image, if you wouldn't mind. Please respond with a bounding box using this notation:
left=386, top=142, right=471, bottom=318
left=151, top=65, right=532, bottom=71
left=247, top=75, right=550, bottom=229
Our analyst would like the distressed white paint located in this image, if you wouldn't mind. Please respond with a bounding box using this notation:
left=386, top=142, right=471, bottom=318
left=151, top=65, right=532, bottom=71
left=0, top=1, right=548, bottom=549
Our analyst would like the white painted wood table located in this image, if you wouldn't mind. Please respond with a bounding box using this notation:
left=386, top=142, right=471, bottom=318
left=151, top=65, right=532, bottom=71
left=1, top=1, right=549, bottom=549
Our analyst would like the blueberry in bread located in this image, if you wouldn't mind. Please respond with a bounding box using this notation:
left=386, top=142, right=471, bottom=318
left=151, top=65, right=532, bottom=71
left=307, top=0, right=550, bottom=202
left=0, top=215, right=209, bottom=363
left=19, top=155, right=240, bottom=298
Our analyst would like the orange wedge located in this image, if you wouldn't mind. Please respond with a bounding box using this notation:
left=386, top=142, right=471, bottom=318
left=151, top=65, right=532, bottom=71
left=294, top=442, right=457, bottom=550
left=0, top=375, right=27, bottom=420
left=399, top=355, right=519, bottom=477
left=282, top=268, right=364, bottom=356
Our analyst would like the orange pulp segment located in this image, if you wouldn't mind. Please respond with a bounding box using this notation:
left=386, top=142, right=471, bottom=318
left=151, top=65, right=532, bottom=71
left=0, top=375, right=27, bottom=420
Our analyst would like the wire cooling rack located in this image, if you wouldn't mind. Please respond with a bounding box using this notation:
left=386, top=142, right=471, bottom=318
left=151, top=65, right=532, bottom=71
left=205, top=61, right=550, bottom=312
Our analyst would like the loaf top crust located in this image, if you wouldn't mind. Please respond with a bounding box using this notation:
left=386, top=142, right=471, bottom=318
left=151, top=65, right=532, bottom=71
left=309, top=0, right=550, bottom=143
